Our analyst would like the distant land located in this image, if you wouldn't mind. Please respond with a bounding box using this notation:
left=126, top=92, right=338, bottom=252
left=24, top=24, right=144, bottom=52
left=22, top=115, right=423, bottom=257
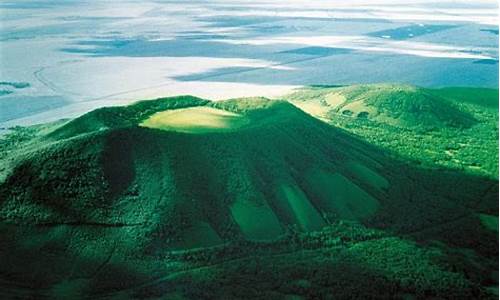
left=0, top=0, right=498, bottom=130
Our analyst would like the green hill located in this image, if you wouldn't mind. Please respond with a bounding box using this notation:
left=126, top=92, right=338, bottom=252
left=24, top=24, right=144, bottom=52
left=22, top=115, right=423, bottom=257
left=289, top=84, right=477, bottom=129
left=0, top=95, right=497, bottom=298
left=289, top=84, right=498, bottom=178
left=1, top=97, right=390, bottom=240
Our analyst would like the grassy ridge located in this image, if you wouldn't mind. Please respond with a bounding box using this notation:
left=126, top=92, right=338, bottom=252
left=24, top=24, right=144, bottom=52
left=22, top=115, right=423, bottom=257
left=288, top=84, right=499, bottom=178
left=288, top=84, right=477, bottom=129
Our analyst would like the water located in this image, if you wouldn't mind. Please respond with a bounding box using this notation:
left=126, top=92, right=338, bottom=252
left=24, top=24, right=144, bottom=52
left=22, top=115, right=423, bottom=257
left=0, top=0, right=498, bottom=127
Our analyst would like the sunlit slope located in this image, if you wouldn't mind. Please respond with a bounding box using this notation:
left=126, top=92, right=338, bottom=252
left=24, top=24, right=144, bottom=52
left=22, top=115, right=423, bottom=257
left=0, top=97, right=390, bottom=244
left=0, top=94, right=497, bottom=298
left=1, top=95, right=495, bottom=245
left=289, top=84, right=499, bottom=178
left=289, top=84, right=477, bottom=129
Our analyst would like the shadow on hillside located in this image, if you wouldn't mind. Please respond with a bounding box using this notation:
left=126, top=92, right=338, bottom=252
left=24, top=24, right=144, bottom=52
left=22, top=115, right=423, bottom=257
left=0, top=107, right=497, bottom=298
left=0, top=221, right=491, bottom=299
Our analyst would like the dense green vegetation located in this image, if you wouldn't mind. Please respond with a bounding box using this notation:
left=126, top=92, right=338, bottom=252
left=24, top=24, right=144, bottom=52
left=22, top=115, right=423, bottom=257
left=0, top=87, right=497, bottom=299
left=288, top=84, right=499, bottom=179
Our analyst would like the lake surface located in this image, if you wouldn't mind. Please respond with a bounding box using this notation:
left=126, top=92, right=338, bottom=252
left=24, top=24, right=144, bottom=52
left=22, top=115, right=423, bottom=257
left=0, top=0, right=498, bottom=127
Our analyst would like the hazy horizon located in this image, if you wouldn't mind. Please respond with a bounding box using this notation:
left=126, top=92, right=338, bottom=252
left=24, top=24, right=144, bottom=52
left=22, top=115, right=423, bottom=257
left=0, top=0, right=498, bottom=128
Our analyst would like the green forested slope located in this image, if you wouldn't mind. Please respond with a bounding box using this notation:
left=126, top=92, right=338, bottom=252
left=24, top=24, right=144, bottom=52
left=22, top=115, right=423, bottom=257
left=289, top=84, right=499, bottom=178
left=0, top=91, right=497, bottom=299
